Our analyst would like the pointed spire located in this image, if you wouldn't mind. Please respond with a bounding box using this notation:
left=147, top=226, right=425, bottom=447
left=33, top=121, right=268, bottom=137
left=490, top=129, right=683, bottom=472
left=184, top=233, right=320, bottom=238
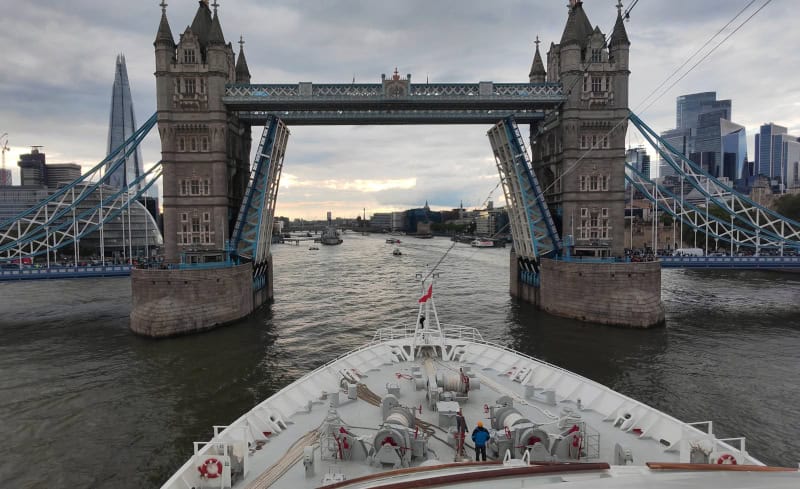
left=610, top=1, right=630, bottom=47
left=560, top=1, right=593, bottom=46
left=155, top=1, right=175, bottom=45
left=236, top=35, right=250, bottom=82
left=190, top=0, right=213, bottom=47
left=529, top=35, right=546, bottom=82
left=208, top=8, right=225, bottom=44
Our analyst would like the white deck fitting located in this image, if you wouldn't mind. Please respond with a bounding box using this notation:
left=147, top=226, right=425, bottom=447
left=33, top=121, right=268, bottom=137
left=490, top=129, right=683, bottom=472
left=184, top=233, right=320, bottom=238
left=162, top=321, right=792, bottom=489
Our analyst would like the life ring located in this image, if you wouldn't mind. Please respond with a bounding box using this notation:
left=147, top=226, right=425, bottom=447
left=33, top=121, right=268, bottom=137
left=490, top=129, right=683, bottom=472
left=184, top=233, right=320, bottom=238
left=198, top=457, right=223, bottom=479
left=716, top=453, right=737, bottom=465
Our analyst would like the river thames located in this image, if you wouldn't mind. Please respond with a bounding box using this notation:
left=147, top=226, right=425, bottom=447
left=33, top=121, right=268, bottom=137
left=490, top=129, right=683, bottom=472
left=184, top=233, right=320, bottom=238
left=1, top=233, right=798, bottom=488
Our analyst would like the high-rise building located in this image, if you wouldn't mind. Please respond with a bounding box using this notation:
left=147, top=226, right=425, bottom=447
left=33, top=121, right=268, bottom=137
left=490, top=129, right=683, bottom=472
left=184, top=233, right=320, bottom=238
left=46, top=163, right=82, bottom=188
left=754, top=123, right=799, bottom=191
left=107, top=54, right=145, bottom=193
left=17, top=147, right=47, bottom=186
left=0, top=168, right=11, bottom=186
left=626, top=146, right=650, bottom=177
left=720, top=120, right=747, bottom=181
left=659, top=92, right=733, bottom=178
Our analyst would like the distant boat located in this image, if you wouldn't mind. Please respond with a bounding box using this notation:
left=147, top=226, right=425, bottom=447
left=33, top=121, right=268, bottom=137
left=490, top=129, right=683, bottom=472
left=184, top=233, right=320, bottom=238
left=320, top=226, right=343, bottom=245
left=392, top=247, right=402, bottom=256
left=471, top=239, right=494, bottom=248
left=308, top=245, right=319, bottom=250
left=415, top=233, right=433, bottom=239
left=386, top=238, right=401, bottom=244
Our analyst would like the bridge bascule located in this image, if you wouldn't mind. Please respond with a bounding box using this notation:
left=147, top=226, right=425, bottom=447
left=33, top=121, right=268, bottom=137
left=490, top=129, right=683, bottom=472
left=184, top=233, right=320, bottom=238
left=2, top=1, right=799, bottom=333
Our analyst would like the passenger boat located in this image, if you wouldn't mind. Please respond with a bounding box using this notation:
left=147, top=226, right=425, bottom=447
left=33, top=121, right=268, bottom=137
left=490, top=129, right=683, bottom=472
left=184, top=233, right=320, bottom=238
left=320, top=226, right=343, bottom=245
left=471, top=239, right=494, bottom=248
left=161, top=279, right=798, bottom=488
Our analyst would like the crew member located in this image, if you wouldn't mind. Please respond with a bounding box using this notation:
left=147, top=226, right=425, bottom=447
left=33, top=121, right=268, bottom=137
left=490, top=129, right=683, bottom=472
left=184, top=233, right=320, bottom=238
left=454, top=409, right=467, bottom=458
left=472, top=421, right=490, bottom=461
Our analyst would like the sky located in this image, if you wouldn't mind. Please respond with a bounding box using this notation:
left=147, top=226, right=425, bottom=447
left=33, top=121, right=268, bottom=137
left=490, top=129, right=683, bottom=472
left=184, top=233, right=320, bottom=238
left=1, top=0, right=797, bottom=220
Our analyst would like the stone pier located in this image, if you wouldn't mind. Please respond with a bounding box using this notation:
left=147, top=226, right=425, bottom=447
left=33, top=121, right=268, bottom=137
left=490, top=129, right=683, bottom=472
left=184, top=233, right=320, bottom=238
left=130, top=260, right=273, bottom=337
left=511, top=251, right=665, bottom=328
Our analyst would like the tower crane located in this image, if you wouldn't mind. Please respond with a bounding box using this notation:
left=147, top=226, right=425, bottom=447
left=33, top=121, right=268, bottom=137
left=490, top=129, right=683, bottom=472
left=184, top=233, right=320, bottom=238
left=0, top=132, right=9, bottom=185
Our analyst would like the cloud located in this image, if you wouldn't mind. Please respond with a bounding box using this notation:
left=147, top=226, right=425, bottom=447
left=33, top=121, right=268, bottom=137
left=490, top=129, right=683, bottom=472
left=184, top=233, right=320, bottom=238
left=1, top=0, right=795, bottom=218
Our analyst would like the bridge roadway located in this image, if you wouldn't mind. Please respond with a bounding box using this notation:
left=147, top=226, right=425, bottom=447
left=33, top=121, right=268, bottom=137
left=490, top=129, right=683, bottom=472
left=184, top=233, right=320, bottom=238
left=224, top=82, right=565, bottom=125
left=658, top=255, right=800, bottom=269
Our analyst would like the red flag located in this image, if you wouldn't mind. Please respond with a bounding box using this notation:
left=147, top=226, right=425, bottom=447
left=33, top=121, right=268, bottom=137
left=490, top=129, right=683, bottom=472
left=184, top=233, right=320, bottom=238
left=418, top=284, right=433, bottom=303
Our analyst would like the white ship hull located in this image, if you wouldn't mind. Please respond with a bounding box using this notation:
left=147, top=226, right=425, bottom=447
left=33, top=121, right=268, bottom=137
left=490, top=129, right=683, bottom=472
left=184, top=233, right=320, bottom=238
left=162, top=288, right=797, bottom=489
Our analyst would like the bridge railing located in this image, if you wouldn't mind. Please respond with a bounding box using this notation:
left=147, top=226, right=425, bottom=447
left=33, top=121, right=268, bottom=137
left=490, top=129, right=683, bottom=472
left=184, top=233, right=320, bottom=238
left=225, top=82, right=564, bottom=100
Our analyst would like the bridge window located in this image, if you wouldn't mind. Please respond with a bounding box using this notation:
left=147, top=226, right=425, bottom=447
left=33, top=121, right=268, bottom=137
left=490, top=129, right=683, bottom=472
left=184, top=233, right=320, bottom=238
left=183, top=49, right=196, bottom=64
left=191, top=180, right=200, bottom=195
left=591, top=77, right=602, bottom=93
left=591, top=49, right=601, bottom=63
left=602, top=175, right=609, bottom=191
left=201, top=137, right=209, bottom=152
left=203, top=212, right=210, bottom=222
left=180, top=181, right=187, bottom=196
left=184, top=79, right=196, bottom=95
left=180, top=213, right=188, bottom=222
left=580, top=176, right=587, bottom=191
left=203, top=180, right=210, bottom=195
left=200, top=78, right=205, bottom=94
left=178, top=137, right=185, bottom=152
left=191, top=216, right=201, bottom=234
left=589, top=175, right=599, bottom=191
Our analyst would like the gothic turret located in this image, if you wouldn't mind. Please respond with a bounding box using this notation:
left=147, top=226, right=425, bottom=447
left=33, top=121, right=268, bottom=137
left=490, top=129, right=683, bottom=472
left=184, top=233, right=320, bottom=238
left=529, top=37, right=546, bottom=83
left=236, top=37, right=251, bottom=83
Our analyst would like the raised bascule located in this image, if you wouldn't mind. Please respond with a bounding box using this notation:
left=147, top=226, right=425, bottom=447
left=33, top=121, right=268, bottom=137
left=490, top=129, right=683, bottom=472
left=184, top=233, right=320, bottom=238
left=1, top=1, right=799, bottom=334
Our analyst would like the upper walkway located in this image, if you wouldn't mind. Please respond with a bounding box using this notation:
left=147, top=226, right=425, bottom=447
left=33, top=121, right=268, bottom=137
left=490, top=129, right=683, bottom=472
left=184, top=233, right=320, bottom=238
left=223, top=81, right=565, bottom=125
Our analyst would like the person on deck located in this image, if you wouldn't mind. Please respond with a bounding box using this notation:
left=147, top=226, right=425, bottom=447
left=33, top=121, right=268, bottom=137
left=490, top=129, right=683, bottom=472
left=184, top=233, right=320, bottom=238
left=454, top=410, right=467, bottom=458
left=472, top=421, right=490, bottom=461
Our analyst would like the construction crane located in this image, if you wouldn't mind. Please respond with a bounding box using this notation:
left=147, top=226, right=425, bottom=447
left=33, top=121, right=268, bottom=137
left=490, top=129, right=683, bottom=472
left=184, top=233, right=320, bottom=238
left=0, top=132, right=9, bottom=185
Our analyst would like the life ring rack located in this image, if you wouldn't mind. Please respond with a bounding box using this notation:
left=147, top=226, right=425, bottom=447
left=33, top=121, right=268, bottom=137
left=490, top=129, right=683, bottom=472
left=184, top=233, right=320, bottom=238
left=716, top=453, right=737, bottom=465
left=198, top=457, right=224, bottom=479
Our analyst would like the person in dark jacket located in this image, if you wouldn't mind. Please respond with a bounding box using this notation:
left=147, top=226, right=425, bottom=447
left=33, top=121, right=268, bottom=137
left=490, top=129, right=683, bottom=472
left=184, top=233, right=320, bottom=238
left=454, top=410, right=467, bottom=458
left=471, top=421, right=490, bottom=461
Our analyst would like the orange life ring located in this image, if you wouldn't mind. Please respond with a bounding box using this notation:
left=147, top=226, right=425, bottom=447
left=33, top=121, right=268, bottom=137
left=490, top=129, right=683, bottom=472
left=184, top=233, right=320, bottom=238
left=716, top=453, right=737, bottom=465
left=198, top=457, right=223, bottom=478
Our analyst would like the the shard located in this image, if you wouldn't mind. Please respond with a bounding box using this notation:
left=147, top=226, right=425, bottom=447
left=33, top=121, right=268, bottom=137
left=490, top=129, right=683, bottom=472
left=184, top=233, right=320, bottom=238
left=106, top=54, right=145, bottom=194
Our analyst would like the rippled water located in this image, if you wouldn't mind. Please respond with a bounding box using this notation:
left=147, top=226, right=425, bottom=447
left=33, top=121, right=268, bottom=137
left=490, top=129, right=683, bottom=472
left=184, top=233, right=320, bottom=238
left=0, top=234, right=798, bottom=488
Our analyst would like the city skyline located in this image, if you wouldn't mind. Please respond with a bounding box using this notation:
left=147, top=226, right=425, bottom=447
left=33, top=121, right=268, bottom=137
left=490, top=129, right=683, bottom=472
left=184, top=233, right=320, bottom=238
left=1, top=0, right=797, bottom=219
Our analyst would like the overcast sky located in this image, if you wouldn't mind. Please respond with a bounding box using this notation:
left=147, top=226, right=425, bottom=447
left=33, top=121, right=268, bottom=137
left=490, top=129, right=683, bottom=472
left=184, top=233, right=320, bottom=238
left=1, top=0, right=796, bottom=219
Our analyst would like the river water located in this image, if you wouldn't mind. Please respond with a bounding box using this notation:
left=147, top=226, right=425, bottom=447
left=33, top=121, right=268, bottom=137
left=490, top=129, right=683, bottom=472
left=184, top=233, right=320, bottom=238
left=0, top=233, right=798, bottom=488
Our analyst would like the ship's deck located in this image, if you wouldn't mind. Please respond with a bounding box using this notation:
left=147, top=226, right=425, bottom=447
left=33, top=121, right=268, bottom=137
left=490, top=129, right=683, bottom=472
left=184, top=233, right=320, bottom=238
left=162, top=323, right=775, bottom=489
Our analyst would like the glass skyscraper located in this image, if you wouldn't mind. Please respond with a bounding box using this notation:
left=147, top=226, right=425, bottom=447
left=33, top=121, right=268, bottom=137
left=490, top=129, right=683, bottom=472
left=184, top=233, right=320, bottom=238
left=755, top=123, right=800, bottom=191
left=659, top=92, right=741, bottom=179
left=106, top=54, right=145, bottom=194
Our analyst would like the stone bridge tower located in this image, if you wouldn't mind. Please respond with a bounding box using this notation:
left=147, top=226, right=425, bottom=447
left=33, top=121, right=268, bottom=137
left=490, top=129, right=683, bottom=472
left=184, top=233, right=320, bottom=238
left=530, top=1, right=630, bottom=258
left=154, top=0, right=251, bottom=263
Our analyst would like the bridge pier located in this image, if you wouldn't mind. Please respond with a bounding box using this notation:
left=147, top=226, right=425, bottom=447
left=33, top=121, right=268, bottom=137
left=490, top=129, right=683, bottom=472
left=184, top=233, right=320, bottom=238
left=130, top=257, right=272, bottom=337
left=510, top=251, right=664, bottom=328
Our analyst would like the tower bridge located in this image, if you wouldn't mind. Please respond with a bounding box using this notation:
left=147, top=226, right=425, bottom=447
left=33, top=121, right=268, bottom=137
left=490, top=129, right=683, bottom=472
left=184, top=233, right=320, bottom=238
left=2, top=1, right=799, bottom=335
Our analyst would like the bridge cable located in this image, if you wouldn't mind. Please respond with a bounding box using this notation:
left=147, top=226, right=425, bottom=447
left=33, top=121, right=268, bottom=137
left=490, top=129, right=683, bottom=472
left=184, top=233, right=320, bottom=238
left=638, top=0, right=771, bottom=115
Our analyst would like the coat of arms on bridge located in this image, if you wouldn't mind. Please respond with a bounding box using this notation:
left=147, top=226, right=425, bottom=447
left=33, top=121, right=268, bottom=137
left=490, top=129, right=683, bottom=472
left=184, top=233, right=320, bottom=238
left=382, top=67, right=410, bottom=97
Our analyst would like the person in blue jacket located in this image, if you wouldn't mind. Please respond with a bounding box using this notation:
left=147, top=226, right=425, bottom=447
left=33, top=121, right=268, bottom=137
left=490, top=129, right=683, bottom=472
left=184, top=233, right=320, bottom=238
left=471, top=421, right=490, bottom=461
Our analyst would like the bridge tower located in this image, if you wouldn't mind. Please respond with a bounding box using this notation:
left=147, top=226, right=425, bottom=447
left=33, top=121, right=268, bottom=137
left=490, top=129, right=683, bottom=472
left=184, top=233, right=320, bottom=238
left=514, top=1, right=663, bottom=328
left=531, top=0, right=630, bottom=257
left=154, top=0, right=251, bottom=263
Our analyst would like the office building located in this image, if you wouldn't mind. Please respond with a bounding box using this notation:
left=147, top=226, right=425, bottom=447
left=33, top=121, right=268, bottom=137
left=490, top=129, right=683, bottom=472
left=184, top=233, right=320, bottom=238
left=17, top=147, right=47, bottom=186
left=46, top=163, right=82, bottom=188
left=626, top=146, right=651, bottom=177
left=0, top=168, right=11, bottom=186
left=755, top=123, right=800, bottom=190
left=659, top=92, right=735, bottom=178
